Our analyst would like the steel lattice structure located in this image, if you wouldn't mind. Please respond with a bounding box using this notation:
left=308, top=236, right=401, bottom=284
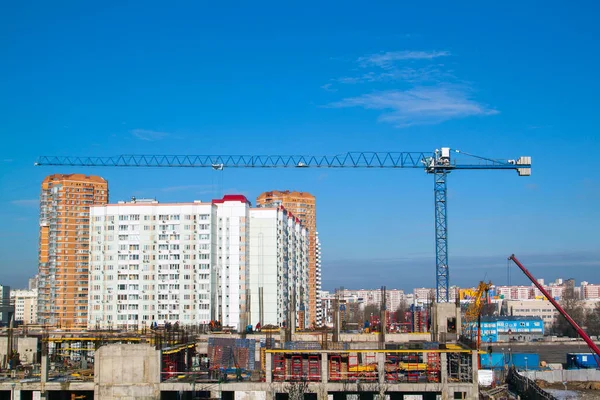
left=36, top=148, right=531, bottom=303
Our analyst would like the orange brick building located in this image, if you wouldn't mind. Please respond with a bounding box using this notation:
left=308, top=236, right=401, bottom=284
left=38, top=174, right=108, bottom=328
left=256, top=190, right=321, bottom=326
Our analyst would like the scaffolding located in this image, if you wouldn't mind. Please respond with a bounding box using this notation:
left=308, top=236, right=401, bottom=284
left=448, top=352, right=472, bottom=383
left=426, top=352, right=441, bottom=382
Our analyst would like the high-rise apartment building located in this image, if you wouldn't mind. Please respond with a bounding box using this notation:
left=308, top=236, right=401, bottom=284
left=10, top=289, right=38, bottom=324
left=256, top=191, right=321, bottom=326
left=87, top=195, right=309, bottom=331
left=249, top=206, right=309, bottom=327
left=38, top=174, right=108, bottom=327
left=0, top=285, right=12, bottom=325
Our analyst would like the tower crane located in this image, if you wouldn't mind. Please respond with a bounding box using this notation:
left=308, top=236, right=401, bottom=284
left=35, top=148, right=531, bottom=303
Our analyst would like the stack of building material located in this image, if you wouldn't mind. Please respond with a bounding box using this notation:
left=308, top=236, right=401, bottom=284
left=207, top=337, right=257, bottom=371
left=423, top=342, right=439, bottom=350
left=284, top=341, right=321, bottom=350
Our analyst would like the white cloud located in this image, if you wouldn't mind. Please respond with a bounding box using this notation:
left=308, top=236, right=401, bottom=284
left=358, top=50, right=450, bottom=69
left=11, top=199, right=38, bottom=207
left=320, top=83, right=337, bottom=92
left=337, top=66, right=450, bottom=85
left=130, top=129, right=169, bottom=141
left=328, top=86, right=498, bottom=127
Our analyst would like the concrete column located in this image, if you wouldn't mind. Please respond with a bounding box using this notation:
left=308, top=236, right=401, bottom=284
left=266, top=351, right=273, bottom=383
left=471, top=350, right=479, bottom=400
left=441, top=353, right=448, bottom=400
left=266, top=390, right=274, bottom=400
left=40, top=349, right=48, bottom=400
left=321, top=353, right=329, bottom=383
left=11, top=387, right=20, bottom=400
left=317, top=385, right=329, bottom=400
left=41, top=351, right=48, bottom=383
left=377, top=352, right=385, bottom=386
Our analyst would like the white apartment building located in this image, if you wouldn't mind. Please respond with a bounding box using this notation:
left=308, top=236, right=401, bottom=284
left=212, top=195, right=251, bottom=330
left=88, top=198, right=216, bottom=330
left=502, top=300, right=558, bottom=327
left=581, top=282, right=600, bottom=299
left=248, top=207, right=309, bottom=327
left=10, top=289, right=38, bottom=324
left=315, top=233, right=323, bottom=327
left=88, top=195, right=309, bottom=332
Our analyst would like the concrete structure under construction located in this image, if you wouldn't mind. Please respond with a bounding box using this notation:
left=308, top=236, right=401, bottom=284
left=37, top=173, right=109, bottom=328
left=257, top=190, right=322, bottom=327
left=430, top=302, right=461, bottom=343
left=0, top=341, right=480, bottom=400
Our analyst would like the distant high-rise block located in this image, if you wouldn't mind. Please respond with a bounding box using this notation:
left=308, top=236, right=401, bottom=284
left=10, top=289, right=38, bottom=325
left=256, top=190, right=321, bottom=326
left=38, top=174, right=108, bottom=328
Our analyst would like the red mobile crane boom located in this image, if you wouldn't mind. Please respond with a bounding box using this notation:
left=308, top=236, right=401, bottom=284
left=509, top=254, right=600, bottom=364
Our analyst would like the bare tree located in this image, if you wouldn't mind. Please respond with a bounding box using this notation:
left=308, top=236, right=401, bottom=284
left=395, top=299, right=408, bottom=323
left=286, top=380, right=309, bottom=400
left=586, top=302, right=600, bottom=336
left=552, top=286, right=585, bottom=337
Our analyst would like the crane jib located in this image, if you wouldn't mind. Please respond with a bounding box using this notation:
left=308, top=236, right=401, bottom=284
left=34, top=149, right=531, bottom=302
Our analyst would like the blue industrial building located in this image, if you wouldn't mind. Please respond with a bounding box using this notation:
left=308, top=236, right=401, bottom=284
left=466, top=316, right=544, bottom=343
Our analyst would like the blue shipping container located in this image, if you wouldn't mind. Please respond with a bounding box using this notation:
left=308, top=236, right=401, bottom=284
left=506, top=353, right=539, bottom=370
left=566, top=353, right=600, bottom=369
left=480, top=353, right=505, bottom=369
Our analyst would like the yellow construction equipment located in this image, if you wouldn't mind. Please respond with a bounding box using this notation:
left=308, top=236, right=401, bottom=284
left=462, top=281, right=492, bottom=349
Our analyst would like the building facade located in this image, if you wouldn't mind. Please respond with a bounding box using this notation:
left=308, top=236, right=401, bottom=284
left=37, top=174, right=108, bottom=328
left=502, top=299, right=558, bottom=327
left=248, top=207, right=309, bottom=328
left=10, top=289, right=38, bottom=324
left=0, top=285, right=12, bottom=325
left=87, top=195, right=309, bottom=332
left=468, top=316, right=544, bottom=343
left=88, top=199, right=216, bottom=330
left=256, top=191, right=321, bottom=326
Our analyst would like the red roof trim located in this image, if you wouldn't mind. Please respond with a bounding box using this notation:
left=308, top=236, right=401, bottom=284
left=212, top=194, right=251, bottom=205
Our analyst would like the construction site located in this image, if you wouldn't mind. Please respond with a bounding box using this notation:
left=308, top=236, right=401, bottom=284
left=2, top=255, right=599, bottom=400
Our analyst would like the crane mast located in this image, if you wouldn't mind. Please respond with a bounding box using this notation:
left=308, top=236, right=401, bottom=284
left=34, top=148, right=531, bottom=303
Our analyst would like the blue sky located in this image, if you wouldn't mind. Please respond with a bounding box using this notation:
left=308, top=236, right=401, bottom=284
left=1, top=2, right=599, bottom=291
